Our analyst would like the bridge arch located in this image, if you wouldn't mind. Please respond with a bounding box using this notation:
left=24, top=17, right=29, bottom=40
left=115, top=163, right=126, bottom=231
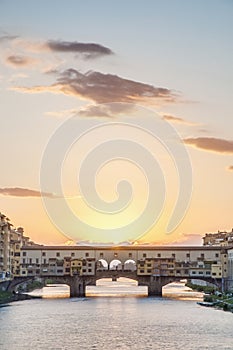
left=96, top=259, right=108, bottom=271
left=124, top=259, right=136, bottom=271
left=109, top=259, right=122, bottom=270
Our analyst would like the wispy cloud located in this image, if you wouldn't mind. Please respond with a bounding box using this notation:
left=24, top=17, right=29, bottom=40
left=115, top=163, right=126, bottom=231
left=78, top=103, right=135, bottom=118
left=163, top=114, right=197, bottom=126
left=10, top=37, right=113, bottom=60
left=183, top=137, right=233, bottom=154
left=12, top=68, right=178, bottom=105
left=46, top=40, right=113, bottom=59
left=227, top=165, right=233, bottom=172
left=0, top=34, right=18, bottom=43
left=45, top=108, right=78, bottom=118
left=6, top=55, right=38, bottom=67
left=0, top=187, right=59, bottom=198
left=0, top=187, right=83, bottom=200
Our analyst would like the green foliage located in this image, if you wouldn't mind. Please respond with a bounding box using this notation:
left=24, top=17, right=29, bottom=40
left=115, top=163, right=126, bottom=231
left=25, top=280, right=43, bottom=292
left=186, top=282, right=216, bottom=294
left=0, top=290, right=12, bottom=303
left=45, top=279, right=54, bottom=285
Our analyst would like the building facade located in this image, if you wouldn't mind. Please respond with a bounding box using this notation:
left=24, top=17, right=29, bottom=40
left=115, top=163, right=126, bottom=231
left=0, top=213, right=11, bottom=277
left=0, top=212, right=35, bottom=280
left=203, top=230, right=233, bottom=246
left=18, top=245, right=231, bottom=283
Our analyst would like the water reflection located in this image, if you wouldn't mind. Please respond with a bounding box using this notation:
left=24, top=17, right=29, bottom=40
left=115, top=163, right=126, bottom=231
left=163, top=282, right=203, bottom=300
left=87, top=277, right=147, bottom=297
left=28, top=284, right=70, bottom=298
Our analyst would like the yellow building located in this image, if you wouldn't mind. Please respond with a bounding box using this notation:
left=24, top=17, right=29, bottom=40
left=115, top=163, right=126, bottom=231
left=137, top=258, right=153, bottom=275
left=211, top=264, right=222, bottom=278
left=70, top=258, right=83, bottom=276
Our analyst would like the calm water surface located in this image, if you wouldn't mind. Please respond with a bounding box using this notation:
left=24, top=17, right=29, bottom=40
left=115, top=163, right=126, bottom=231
left=0, top=292, right=232, bottom=350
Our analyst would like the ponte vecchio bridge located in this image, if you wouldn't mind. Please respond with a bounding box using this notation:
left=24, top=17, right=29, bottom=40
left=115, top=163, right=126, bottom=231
left=8, top=245, right=229, bottom=297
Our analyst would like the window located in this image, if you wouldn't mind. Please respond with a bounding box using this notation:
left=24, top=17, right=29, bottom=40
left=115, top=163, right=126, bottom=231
left=43, top=259, right=46, bottom=264
left=42, top=252, right=46, bottom=256
left=36, top=258, right=39, bottom=264
left=140, top=269, right=144, bottom=273
left=186, top=253, right=190, bottom=258
left=215, top=253, right=219, bottom=258
left=22, top=271, right=26, bottom=274
left=88, top=263, right=92, bottom=267
left=157, top=253, right=161, bottom=257
left=198, top=271, right=203, bottom=274
left=129, top=253, right=132, bottom=258
left=143, top=253, right=146, bottom=258
left=23, top=258, right=25, bottom=264
left=147, top=264, right=151, bottom=267
left=71, top=252, right=75, bottom=257
left=100, top=253, right=103, bottom=258
left=23, top=252, right=26, bottom=256
left=29, top=258, right=32, bottom=264
left=192, top=271, right=196, bottom=274
left=114, top=252, right=118, bottom=257
left=201, top=253, right=205, bottom=259
left=206, top=271, right=210, bottom=275
left=172, top=253, right=176, bottom=258
left=83, top=269, right=86, bottom=273
left=147, top=269, right=151, bottom=273
left=85, top=252, right=89, bottom=257
left=88, top=269, right=92, bottom=272
left=65, top=268, right=70, bottom=273
left=56, top=252, right=60, bottom=257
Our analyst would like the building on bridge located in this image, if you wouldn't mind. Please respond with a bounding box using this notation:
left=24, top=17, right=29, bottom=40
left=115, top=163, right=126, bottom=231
left=18, top=245, right=230, bottom=283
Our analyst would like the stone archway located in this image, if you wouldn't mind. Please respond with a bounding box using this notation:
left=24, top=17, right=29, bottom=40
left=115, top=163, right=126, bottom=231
left=124, top=259, right=136, bottom=271
left=109, top=259, right=122, bottom=271
left=96, top=259, right=108, bottom=271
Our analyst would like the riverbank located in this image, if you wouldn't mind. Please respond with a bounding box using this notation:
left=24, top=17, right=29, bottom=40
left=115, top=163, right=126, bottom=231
left=0, top=290, right=41, bottom=305
left=203, top=293, right=233, bottom=312
left=185, top=281, right=233, bottom=312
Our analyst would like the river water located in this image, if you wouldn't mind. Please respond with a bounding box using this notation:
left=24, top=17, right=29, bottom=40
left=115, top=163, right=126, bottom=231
left=0, top=282, right=232, bottom=350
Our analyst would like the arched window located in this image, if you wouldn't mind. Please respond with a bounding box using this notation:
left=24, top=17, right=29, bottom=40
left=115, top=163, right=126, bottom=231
left=124, top=259, right=136, bottom=271
left=109, top=259, right=122, bottom=270
left=96, top=259, right=108, bottom=271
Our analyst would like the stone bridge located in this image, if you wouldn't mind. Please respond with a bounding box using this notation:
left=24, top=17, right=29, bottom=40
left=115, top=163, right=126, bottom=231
left=6, top=272, right=222, bottom=297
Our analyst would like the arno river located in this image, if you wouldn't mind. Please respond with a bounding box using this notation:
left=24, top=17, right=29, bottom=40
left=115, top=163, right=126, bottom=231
left=0, top=282, right=232, bottom=350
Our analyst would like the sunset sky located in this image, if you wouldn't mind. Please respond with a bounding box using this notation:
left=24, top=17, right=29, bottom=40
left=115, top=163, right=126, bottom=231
left=0, top=0, right=233, bottom=245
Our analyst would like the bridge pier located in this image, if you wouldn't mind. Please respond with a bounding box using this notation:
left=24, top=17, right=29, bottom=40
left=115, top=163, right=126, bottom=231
left=69, top=276, right=86, bottom=298
left=147, top=276, right=163, bottom=296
